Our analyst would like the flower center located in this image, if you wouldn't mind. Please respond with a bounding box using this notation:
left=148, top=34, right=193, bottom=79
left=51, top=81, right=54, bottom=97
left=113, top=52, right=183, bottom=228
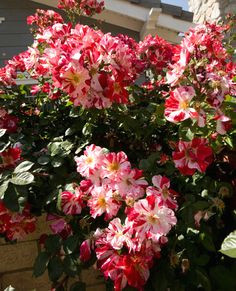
left=97, top=196, right=106, bottom=208
left=72, top=74, right=81, bottom=84
left=85, top=156, right=93, bottom=164
left=108, top=162, right=119, bottom=172
left=180, top=100, right=189, bottom=110
left=114, top=82, right=121, bottom=93
left=148, top=214, right=159, bottom=225
left=162, top=187, right=169, bottom=199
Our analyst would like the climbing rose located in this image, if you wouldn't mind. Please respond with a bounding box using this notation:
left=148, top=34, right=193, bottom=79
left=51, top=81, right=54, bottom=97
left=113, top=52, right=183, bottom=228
left=128, top=195, right=177, bottom=243
left=69, top=145, right=178, bottom=290
left=101, top=152, right=131, bottom=181
left=172, top=138, right=213, bottom=175
left=164, top=86, right=198, bottom=123
left=0, top=201, right=36, bottom=241
left=58, top=0, right=104, bottom=16
left=138, top=34, right=174, bottom=75
left=60, top=190, right=84, bottom=215
left=105, top=218, right=133, bottom=251
left=116, top=168, right=148, bottom=201
left=146, top=175, right=178, bottom=210
left=74, top=144, right=105, bottom=179
left=88, top=185, right=121, bottom=220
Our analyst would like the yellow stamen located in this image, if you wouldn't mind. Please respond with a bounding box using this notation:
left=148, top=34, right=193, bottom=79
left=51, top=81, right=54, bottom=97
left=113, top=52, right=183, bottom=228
left=107, top=162, right=120, bottom=172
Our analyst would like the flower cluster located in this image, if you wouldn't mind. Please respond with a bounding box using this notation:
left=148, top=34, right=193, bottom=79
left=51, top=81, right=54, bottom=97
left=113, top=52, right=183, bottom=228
left=172, top=138, right=213, bottom=175
left=165, top=23, right=236, bottom=134
left=138, top=34, right=175, bottom=76
left=27, top=9, right=64, bottom=34
left=59, top=145, right=178, bottom=290
left=0, top=108, right=19, bottom=133
left=58, top=0, right=104, bottom=16
left=0, top=201, right=36, bottom=241
left=1, top=22, right=142, bottom=108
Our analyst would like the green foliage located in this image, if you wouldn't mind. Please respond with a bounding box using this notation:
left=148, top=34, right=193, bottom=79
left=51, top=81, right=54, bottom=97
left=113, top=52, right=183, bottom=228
left=33, top=252, right=50, bottom=277
left=220, top=231, right=236, bottom=258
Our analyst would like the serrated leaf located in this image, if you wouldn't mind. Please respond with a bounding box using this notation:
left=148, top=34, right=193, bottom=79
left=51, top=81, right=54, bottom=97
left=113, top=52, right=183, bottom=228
left=14, top=161, right=34, bottom=174
left=220, top=231, right=236, bottom=258
left=63, top=235, right=79, bottom=255
left=0, top=141, right=10, bottom=152
left=37, top=155, right=50, bottom=165
left=48, top=142, right=61, bottom=156
left=75, top=142, right=89, bottom=154
left=45, top=235, right=61, bottom=254
left=33, top=252, right=49, bottom=277
left=0, top=128, right=7, bottom=138
left=51, top=157, right=63, bottom=168
left=186, top=128, right=195, bottom=141
left=82, top=123, right=93, bottom=136
left=3, top=184, right=19, bottom=212
left=48, top=256, right=64, bottom=282
left=200, top=233, right=215, bottom=252
left=196, top=269, right=211, bottom=291
left=48, top=141, right=73, bottom=157
left=11, top=172, right=34, bottom=185
left=63, top=255, right=77, bottom=276
left=210, top=265, right=236, bottom=290
left=65, top=128, right=74, bottom=136
left=0, top=180, right=9, bottom=199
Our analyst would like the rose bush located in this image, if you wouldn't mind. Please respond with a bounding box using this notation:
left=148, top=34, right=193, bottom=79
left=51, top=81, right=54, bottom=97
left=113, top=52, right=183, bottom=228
left=0, top=1, right=235, bottom=290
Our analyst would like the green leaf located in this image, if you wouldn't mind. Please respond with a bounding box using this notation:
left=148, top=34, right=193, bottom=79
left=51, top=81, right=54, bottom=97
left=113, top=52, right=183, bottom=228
left=139, top=159, right=150, bottom=171
left=70, top=282, right=86, bottom=291
left=48, top=256, right=64, bottom=282
left=63, top=235, right=79, bottom=254
left=63, top=255, right=77, bottom=276
left=0, top=180, right=9, bottom=199
left=196, top=269, right=211, bottom=291
left=65, top=128, right=75, bottom=136
left=37, top=155, right=50, bottom=165
left=75, top=142, right=89, bottom=154
left=11, top=172, right=34, bottom=185
left=48, top=142, right=62, bottom=156
left=0, top=141, right=10, bottom=152
left=33, top=252, right=49, bottom=277
left=193, top=201, right=209, bottom=210
left=45, top=235, right=61, bottom=254
left=3, top=184, right=19, bottom=212
left=220, top=231, right=236, bottom=258
left=210, top=265, right=236, bottom=290
left=48, top=141, right=73, bottom=157
left=195, top=254, right=210, bottom=266
left=224, top=136, right=234, bottom=148
left=0, top=129, right=7, bottom=138
left=82, top=123, right=94, bottom=136
left=14, top=161, right=34, bottom=174
left=186, top=128, right=195, bottom=141
left=199, top=233, right=216, bottom=252
left=51, top=157, right=63, bottom=168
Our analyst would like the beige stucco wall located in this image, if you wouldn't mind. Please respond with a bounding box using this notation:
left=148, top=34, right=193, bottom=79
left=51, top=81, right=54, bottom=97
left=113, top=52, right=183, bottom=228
left=188, top=0, right=236, bottom=23
left=0, top=217, right=105, bottom=291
